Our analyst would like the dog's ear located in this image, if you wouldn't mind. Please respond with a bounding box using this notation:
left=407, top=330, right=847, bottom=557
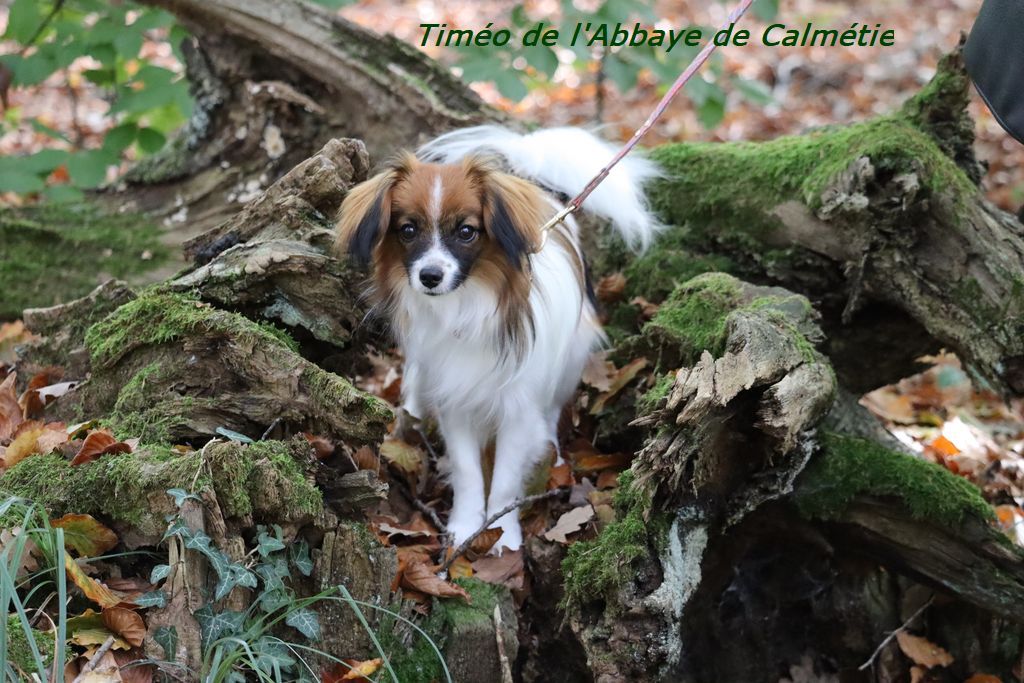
left=335, top=155, right=414, bottom=266
left=471, top=159, right=549, bottom=270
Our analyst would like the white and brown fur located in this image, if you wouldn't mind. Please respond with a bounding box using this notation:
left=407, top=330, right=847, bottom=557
left=336, top=126, right=660, bottom=551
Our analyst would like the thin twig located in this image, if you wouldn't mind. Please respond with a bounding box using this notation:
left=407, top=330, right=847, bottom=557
left=493, top=604, right=513, bottom=683
left=260, top=417, right=282, bottom=441
left=72, top=635, right=116, bottom=683
left=414, top=498, right=446, bottom=533
left=440, top=488, right=568, bottom=573
left=858, top=595, right=935, bottom=671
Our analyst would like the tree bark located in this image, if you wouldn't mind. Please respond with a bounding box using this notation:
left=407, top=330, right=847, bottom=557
left=626, top=46, right=1024, bottom=397
left=122, top=0, right=503, bottom=232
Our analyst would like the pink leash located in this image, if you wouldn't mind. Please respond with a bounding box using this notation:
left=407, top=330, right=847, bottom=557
left=536, top=0, right=757, bottom=245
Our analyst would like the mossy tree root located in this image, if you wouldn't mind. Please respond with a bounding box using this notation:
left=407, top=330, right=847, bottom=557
left=564, top=273, right=1024, bottom=682
left=639, top=46, right=1024, bottom=396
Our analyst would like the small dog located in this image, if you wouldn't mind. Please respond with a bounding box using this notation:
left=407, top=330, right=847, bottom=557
left=336, top=126, right=660, bottom=550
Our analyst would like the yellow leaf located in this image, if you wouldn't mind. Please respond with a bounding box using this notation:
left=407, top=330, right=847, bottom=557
left=342, top=658, right=383, bottom=680
left=64, top=552, right=121, bottom=608
left=896, top=631, right=953, bottom=669
left=51, top=514, right=119, bottom=557
left=379, top=438, right=424, bottom=475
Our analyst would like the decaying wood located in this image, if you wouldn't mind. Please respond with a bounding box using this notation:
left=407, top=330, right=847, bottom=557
left=166, top=138, right=373, bottom=351
left=638, top=47, right=1024, bottom=396
left=119, top=0, right=502, bottom=229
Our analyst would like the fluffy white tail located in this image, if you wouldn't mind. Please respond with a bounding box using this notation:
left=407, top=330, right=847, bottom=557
left=418, top=125, right=662, bottom=251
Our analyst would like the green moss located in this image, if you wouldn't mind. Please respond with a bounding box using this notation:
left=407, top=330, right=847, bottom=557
left=637, top=372, right=675, bottom=415
left=301, top=365, right=392, bottom=426
left=5, top=615, right=56, bottom=674
left=0, top=203, right=168, bottom=319
left=0, top=439, right=321, bottom=533
left=0, top=449, right=204, bottom=535
left=623, top=247, right=735, bottom=303
left=648, top=114, right=978, bottom=242
left=643, top=272, right=744, bottom=364
left=85, top=290, right=298, bottom=369
left=795, top=432, right=994, bottom=526
left=562, top=470, right=669, bottom=607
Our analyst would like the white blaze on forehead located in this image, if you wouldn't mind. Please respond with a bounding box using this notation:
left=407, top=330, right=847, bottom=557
left=430, top=173, right=443, bottom=228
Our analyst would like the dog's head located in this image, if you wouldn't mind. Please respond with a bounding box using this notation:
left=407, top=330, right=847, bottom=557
left=335, top=154, right=550, bottom=298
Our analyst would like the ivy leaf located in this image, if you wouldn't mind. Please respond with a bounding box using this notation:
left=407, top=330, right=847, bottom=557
left=258, top=588, right=292, bottom=614
left=66, top=149, right=114, bottom=188
left=195, top=605, right=245, bottom=652
left=153, top=625, right=177, bottom=662
left=733, top=77, right=773, bottom=106
left=134, top=591, right=167, bottom=608
left=166, top=488, right=201, bottom=508
left=492, top=71, right=529, bottom=101
left=291, top=539, right=314, bottom=576
left=253, top=636, right=296, bottom=674
left=136, top=127, right=166, bottom=154
left=257, top=530, right=285, bottom=558
left=285, top=608, right=321, bottom=641
left=522, top=45, right=559, bottom=79
left=150, top=564, right=171, bottom=584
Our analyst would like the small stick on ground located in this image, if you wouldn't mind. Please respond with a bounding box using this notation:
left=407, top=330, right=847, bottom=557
left=858, top=595, right=935, bottom=671
left=440, top=488, right=568, bottom=573
left=493, top=604, right=514, bottom=683
left=72, top=635, right=116, bottom=683
left=414, top=498, right=447, bottom=533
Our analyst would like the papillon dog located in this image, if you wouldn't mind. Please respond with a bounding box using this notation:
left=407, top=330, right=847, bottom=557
left=336, top=126, right=660, bottom=551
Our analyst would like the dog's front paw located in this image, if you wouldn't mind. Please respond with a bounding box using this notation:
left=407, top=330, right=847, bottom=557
left=446, top=517, right=482, bottom=547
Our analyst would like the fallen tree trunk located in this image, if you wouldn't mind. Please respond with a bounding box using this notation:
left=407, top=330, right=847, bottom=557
left=563, top=274, right=1024, bottom=683
left=119, top=0, right=503, bottom=230
left=616, top=47, right=1024, bottom=397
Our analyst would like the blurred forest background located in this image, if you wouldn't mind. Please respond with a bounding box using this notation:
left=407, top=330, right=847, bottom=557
left=2, top=0, right=1021, bottom=208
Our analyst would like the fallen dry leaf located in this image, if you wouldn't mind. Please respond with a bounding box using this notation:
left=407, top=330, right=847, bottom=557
left=67, top=609, right=132, bottom=651
left=630, top=295, right=659, bottom=319
left=65, top=552, right=121, bottom=608
left=342, top=658, right=383, bottom=681
left=400, top=560, right=471, bottom=603
left=471, top=550, right=525, bottom=590
left=352, top=445, right=381, bottom=471
left=581, top=352, right=615, bottom=392
left=2, top=421, right=45, bottom=467
left=52, top=514, right=119, bottom=557
left=111, top=649, right=155, bottom=683
left=0, top=371, right=23, bottom=441
left=543, top=504, right=595, bottom=544
left=448, top=555, right=474, bottom=580
left=379, top=437, right=424, bottom=476
left=468, top=527, right=504, bottom=556
left=302, top=432, right=335, bottom=460
left=896, top=631, right=953, bottom=669
left=102, top=607, right=146, bottom=648
left=547, top=462, right=573, bottom=489
left=72, top=430, right=132, bottom=466
left=590, top=358, right=648, bottom=414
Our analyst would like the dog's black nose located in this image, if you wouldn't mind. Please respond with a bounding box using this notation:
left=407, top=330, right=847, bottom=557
left=419, top=266, right=444, bottom=289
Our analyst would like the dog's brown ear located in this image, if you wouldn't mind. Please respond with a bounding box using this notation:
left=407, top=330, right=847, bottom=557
left=336, top=154, right=415, bottom=266
left=467, top=157, right=549, bottom=269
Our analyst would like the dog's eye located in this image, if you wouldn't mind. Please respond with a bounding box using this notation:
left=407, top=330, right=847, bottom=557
left=399, top=223, right=417, bottom=242
left=456, top=225, right=478, bottom=243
